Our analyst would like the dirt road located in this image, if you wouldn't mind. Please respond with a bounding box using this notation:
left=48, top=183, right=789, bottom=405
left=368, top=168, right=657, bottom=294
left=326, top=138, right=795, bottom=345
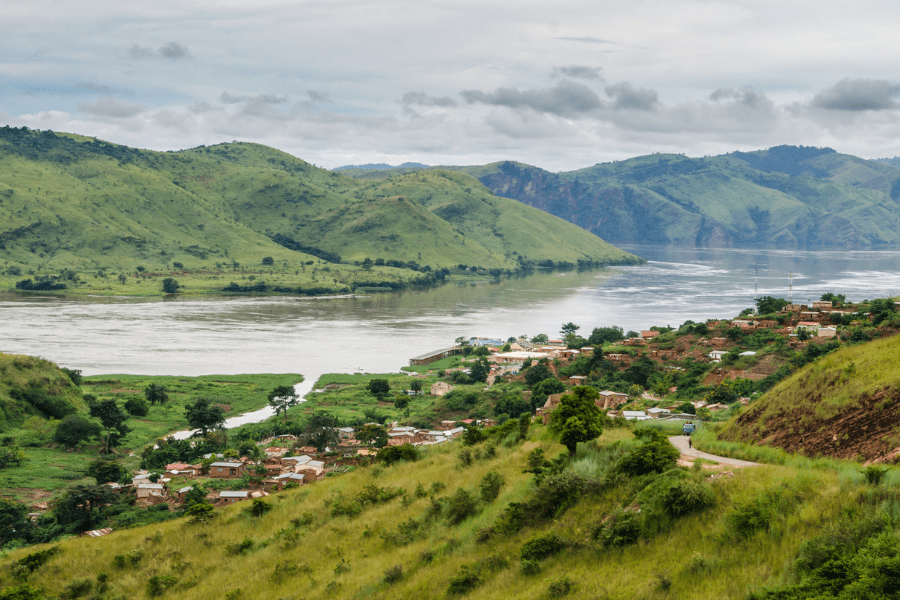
left=668, top=436, right=760, bottom=468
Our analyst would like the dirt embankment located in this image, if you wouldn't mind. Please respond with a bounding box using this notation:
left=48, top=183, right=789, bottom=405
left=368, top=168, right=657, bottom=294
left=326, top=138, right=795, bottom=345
left=728, top=387, right=900, bottom=463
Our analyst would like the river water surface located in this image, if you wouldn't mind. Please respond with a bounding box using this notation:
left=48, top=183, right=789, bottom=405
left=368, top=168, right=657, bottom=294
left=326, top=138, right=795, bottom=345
left=2, top=245, right=899, bottom=412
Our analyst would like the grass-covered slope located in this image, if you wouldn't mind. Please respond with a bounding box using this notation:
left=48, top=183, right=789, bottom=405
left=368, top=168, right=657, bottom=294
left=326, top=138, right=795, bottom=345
left=0, top=128, right=639, bottom=296
left=6, top=424, right=900, bottom=600
left=420, top=146, right=900, bottom=248
left=0, top=353, right=84, bottom=431
left=720, top=334, right=900, bottom=461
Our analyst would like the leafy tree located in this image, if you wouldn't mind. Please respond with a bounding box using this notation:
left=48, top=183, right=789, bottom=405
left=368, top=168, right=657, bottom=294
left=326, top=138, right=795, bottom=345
left=524, top=363, right=552, bottom=387
left=144, top=384, right=169, bottom=405
left=550, top=386, right=605, bottom=457
left=394, top=395, right=409, bottom=410
left=532, top=334, right=549, bottom=344
left=367, top=379, right=391, bottom=399
left=696, top=407, right=712, bottom=421
left=184, top=397, right=225, bottom=435
left=303, top=414, right=340, bottom=451
left=60, top=367, right=82, bottom=386
left=560, top=322, right=580, bottom=337
left=161, top=278, right=180, bottom=294
left=0, top=499, right=32, bottom=546
left=54, top=484, right=120, bottom=533
left=820, top=292, right=846, bottom=305
left=54, top=415, right=101, bottom=448
left=262, top=256, right=274, bottom=265
left=470, top=357, right=491, bottom=383
left=86, top=458, right=127, bottom=485
left=677, top=402, right=696, bottom=415
left=88, top=399, right=131, bottom=453
left=267, top=385, right=300, bottom=421
left=755, top=296, right=788, bottom=315
left=355, top=424, right=388, bottom=448
left=123, top=397, right=149, bottom=417
left=494, top=393, right=530, bottom=419
left=870, top=298, right=897, bottom=326
left=409, top=380, right=422, bottom=395
left=617, top=428, right=679, bottom=476
left=0, top=444, right=25, bottom=468
left=588, top=326, right=624, bottom=345
left=377, top=444, right=419, bottom=465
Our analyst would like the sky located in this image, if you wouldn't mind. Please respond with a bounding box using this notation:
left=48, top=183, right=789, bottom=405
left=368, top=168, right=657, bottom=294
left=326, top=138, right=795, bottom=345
left=3, top=0, right=900, bottom=172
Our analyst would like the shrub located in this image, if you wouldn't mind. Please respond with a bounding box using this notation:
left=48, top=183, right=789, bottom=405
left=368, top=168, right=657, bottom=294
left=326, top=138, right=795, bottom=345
left=616, top=438, right=679, bottom=477
left=594, top=510, right=641, bottom=548
left=147, top=575, right=177, bottom=597
left=377, top=444, right=419, bottom=465
left=447, top=566, right=480, bottom=595
left=521, top=559, right=541, bottom=575
left=383, top=565, right=403, bottom=584
left=330, top=498, right=363, bottom=518
left=663, top=479, right=716, bottom=516
left=123, top=397, right=149, bottom=417
left=446, top=488, right=478, bottom=525
left=12, top=547, right=60, bottom=578
left=62, top=577, right=92, bottom=599
left=521, top=532, right=568, bottom=561
left=246, top=499, right=272, bottom=517
left=863, top=466, right=889, bottom=485
left=479, top=470, right=505, bottom=503
left=483, top=552, right=509, bottom=571
left=185, top=503, right=215, bottom=524
left=547, top=575, right=573, bottom=597
left=225, top=539, right=254, bottom=555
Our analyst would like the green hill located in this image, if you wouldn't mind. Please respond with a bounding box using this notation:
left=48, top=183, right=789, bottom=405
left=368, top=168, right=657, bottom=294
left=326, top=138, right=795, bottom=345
left=719, top=334, right=900, bottom=461
left=356, top=146, right=900, bottom=248
left=7, top=422, right=900, bottom=599
left=0, top=128, right=640, bottom=296
left=0, top=353, right=84, bottom=431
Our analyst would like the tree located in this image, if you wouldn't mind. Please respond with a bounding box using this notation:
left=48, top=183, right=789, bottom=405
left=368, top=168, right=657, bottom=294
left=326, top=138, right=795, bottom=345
left=532, top=334, right=549, bottom=345
left=524, top=363, right=552, bottom=387
left=88, top=399, right=131, bottom=453
left=124, top=397, right=149, bottom=417
left=184, top=397, right=226, bottom=435
left=560, top=323, right=580, bottom=344
left=267, top=385, right=300, bottom=421
left=86, top=458, right=127, bottom=485
left=470, top=357, right=491, bottom=383
left=394, top=395, right=409, bottom=410
left=410, top=380, right=422, bottom=395
left=303, top=414, right=340, bottom=451
left=755, top=296, right=789, bottom=315
left=588, top=326, right=624, bottom=345
left=54, top=484, right=120, bottom=533
left=262, top=256, right=274, bottom=265
left=355, top=424, right=388, bottom=448
left=494, top=393, right=530, bottom=419
left=550, top=386, right=605, bottom=457
left=144, top=384, right=169, bottom=405
left=367, top=379, right=391, bottom=399
left=0, top=498, right=32, bottom=546
left=821, top=292, right=846, bottom=305
left=677, top=402, right=696, bottom=415
left=54, top=415, right=101, bottom=448
left=117, top=273, right=127, bottom=284
left=161, top=278, right=180, bottom=294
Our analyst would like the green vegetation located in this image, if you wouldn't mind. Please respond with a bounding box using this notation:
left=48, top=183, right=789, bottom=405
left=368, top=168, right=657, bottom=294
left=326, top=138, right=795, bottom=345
left=6, top=419, right=900, bottom=599
left=419, top=146, right=900, bottom=248
left=0, top=127, right=641, bottom=297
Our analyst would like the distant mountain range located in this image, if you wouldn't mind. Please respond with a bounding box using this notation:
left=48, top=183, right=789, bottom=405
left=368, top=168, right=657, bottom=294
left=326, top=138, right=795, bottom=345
left=341, top=146, right=900, bottom=249
left=335, top=162, right=429, bottom=170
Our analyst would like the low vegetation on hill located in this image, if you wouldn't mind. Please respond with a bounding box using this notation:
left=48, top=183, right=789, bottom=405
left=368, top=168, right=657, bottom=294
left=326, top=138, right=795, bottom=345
left=337, top=145, right=900, bottom=249
left=0, top=127, right=639, bottom=297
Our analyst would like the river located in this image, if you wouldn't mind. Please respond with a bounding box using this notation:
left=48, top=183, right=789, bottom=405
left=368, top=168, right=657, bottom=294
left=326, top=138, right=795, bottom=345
left=2, top=245, right=899, bottom=418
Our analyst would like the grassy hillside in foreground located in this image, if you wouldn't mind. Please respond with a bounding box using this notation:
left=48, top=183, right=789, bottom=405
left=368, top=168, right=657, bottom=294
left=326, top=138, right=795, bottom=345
left=0, top=128, right=640, bottom=296
left=719, top=334, right=900, bottom=461
left=6, top=423, right=900, bottom=600
left=337, top=146, right=900, bottom=249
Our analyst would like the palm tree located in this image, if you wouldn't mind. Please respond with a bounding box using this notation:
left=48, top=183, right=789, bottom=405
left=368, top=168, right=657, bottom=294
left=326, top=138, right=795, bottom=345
left=144, top=384, right=169, bottom=405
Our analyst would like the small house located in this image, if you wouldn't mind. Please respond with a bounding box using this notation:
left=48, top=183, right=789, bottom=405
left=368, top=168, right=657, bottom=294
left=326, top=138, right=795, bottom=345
left=209, top=462, right=246, bottom=478
left=219, top=491, right=250, bottom=504
left=622, top=411, right=649, bottom=421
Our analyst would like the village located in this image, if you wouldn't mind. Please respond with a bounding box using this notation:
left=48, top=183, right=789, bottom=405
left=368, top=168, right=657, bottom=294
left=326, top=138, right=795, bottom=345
left=84, top=295, right=891, bottom=534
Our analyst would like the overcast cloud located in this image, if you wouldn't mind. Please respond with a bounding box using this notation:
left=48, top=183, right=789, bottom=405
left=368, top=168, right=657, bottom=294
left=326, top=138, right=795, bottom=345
left=3, top=1, right=900, bottom=170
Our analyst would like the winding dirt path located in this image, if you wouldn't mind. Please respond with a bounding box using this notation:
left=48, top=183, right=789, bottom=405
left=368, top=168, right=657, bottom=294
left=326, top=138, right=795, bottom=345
left=668, top=436, right=760, bottom=468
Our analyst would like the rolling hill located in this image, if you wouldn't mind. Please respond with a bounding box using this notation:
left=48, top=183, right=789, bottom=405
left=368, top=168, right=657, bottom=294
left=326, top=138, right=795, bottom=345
left=0, top=127, right=639, bottom=295
left=343, top=146, right=900, bottom=248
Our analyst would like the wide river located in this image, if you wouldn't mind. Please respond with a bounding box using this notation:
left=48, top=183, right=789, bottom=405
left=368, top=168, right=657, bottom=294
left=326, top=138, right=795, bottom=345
left=2, top=245, right=900, bottom=411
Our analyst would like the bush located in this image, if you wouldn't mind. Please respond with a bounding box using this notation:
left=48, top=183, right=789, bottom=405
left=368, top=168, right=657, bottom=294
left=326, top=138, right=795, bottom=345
left=246, top=499, right=272, bottom=517
left=62, top=577, right=92, bottom=599
left=447, top=566, right=481, bottom=595
left=123, top=397, right=149, bottom=417
left=547, top=575, right=573, bottom=597
left=863, top=466, right=889, bottom=485
left=662, top=479, right=716, bottom=516
left=479, top=470, right=505, bottom=503
left=594, top=510, right=641, bottom=547
left=225, top=539, right=254, bottom=555
left=521, top=559, right=541, bottom=575
left=521, top=532, right=568, bottom=561
left=616, top=437, right=679, bottom=477
left=383, top=565, right=403, bottom=584
left=331, top=498, right=363, bottom=518
left=446, top=488, right=478, bottom=525
left=147, top=575, right=177, bottom=597
left=377, top=444, right=419, bottom=465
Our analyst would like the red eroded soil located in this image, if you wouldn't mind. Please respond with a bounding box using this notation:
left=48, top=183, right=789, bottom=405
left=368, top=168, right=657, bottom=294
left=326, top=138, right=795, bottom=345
left=728, top=387, right=900, bottom=463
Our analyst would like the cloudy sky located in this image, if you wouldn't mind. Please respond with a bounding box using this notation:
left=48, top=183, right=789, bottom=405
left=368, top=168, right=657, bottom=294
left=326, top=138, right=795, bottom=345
left=3, top=0, right=900, bottom=171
